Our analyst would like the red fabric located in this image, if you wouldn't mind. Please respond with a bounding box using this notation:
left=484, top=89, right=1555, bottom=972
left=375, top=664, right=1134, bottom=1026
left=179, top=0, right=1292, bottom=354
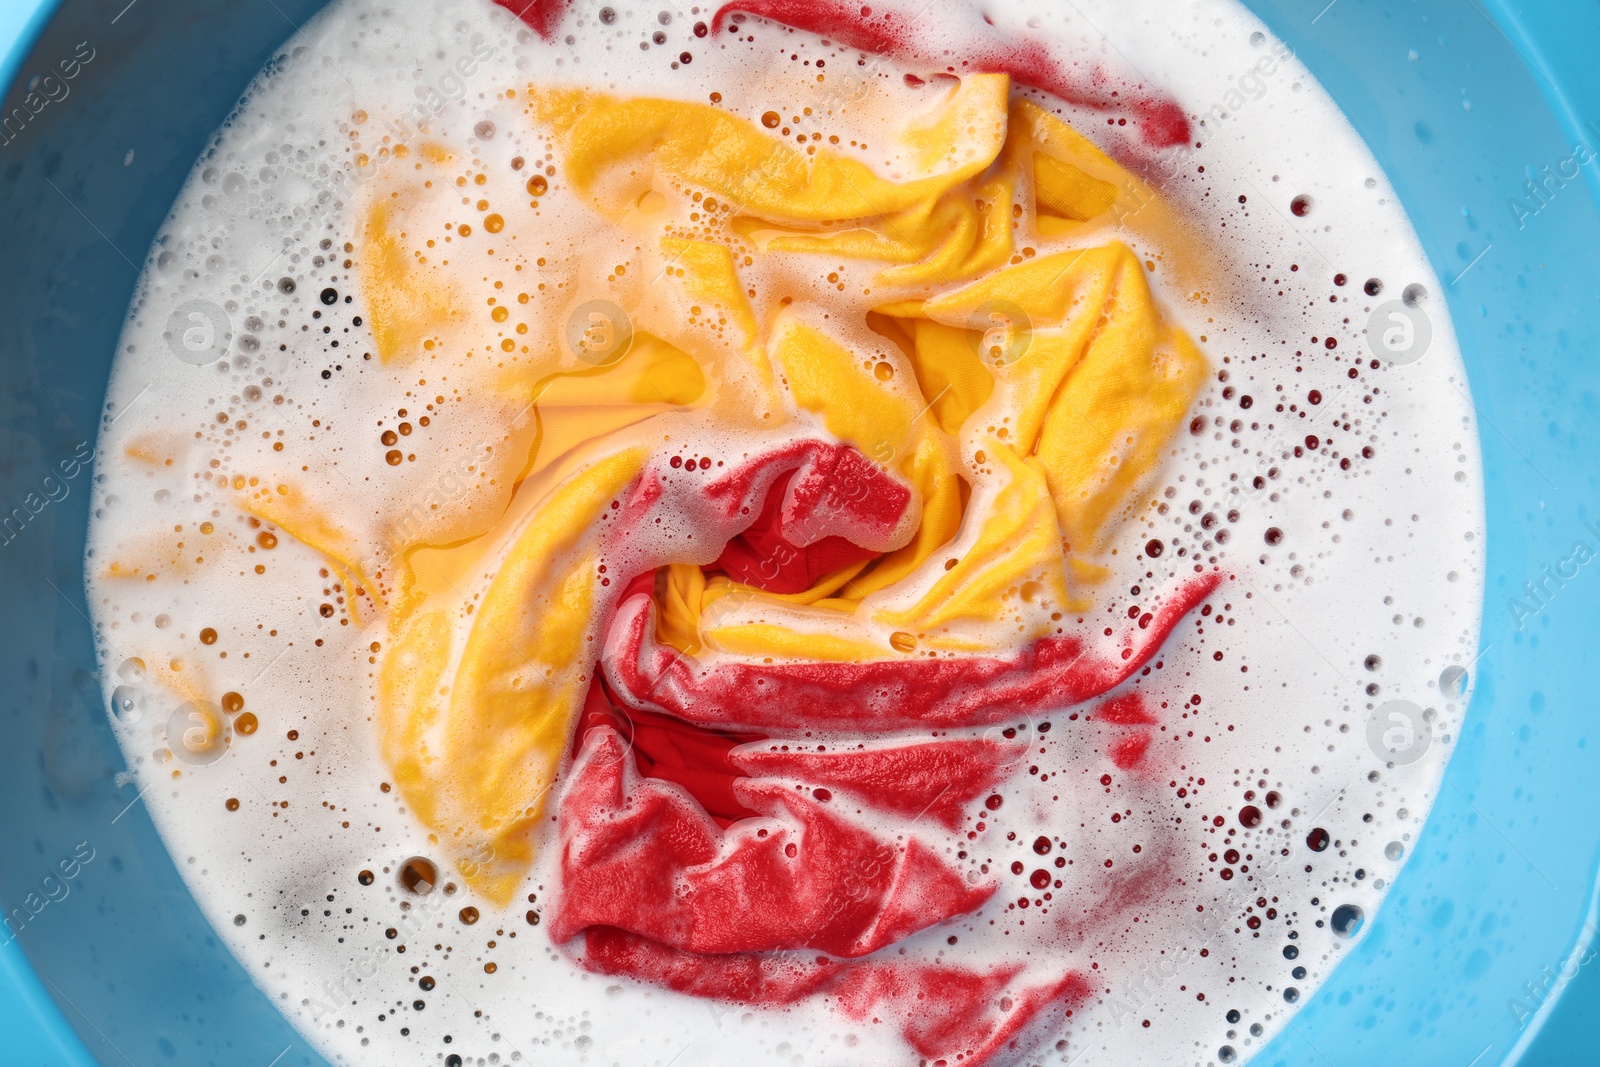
left=579, top=926, right=1092, bottom=1067
left=1095, top=693, right=1157, bottom=768
left=573, top=679, right=1023, bottom=829
left=703, top=439, right=910, bottom=552
left=574, top=679, right=764, bottom=825
left=711, top=471, right=882, bottom=594
left=1095, top=692, right=1156, bottom=725
left=553, top=727, right=993, bottom=956
left=1108, top=732, right=1153, bottom=769
left=526, top=438, right=1217, bottom=1063
left=729, top=737, right=1022, bottom=830
left=490, top=0, right=566, bottom=40
left=837, top=963, right=1091, bottom=1063
left=602, top=573, right=1221, bottom=732
left=582, top=925, right=843, bottom=1004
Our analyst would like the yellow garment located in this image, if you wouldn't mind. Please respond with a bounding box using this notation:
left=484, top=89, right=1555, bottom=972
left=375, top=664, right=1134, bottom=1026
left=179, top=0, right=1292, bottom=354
left=329, top=72, right=1215, bottom=898
left=377, top=448, right=645, bottom=904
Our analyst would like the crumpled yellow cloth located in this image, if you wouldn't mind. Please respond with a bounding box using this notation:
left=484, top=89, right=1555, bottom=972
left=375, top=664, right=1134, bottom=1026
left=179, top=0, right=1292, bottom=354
left=103, top=73, right=1210, bottom=902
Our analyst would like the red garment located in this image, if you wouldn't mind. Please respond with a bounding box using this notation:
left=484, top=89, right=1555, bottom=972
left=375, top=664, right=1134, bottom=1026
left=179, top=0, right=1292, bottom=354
left=602, top=572, right=1219, bottom=732
left=537, top=439, right=1218, bottom=1063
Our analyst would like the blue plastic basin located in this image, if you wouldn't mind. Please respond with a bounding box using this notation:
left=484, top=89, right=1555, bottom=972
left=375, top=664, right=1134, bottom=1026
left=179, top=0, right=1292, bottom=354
left=2, top=0, right=1598, bottom=1063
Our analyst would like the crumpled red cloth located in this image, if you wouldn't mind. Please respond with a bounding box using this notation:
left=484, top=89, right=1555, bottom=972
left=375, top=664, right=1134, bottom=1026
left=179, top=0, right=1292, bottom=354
left=540, top=438, right=1218, bottom=1064
left=554, top=725, right=994, bottom=958
left=601, top=571, right=1218, bottom=733
left=579, top=924, right=1093, bottom=1065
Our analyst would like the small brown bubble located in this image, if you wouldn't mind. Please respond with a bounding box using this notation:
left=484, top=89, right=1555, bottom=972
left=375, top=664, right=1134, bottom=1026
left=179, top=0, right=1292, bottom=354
left=199, top=521, right=214, bottom=535
left=398, top=422, right=412, bottom=436
left=386, top=449, right=403, bottom=465
left=235, top=712, right=258, bottom=735
left=319, top=603, right=335, bottom=618
left=459, top=906, right=480, bottom=925
left=256, top=531, right=277, bottom=550
left=221, top=691, right=245, bottom=715
left=762, top=110, right=781, bottom=128
left=484, top=962, right=497, bottom=974
left=484, top=213, right=504, bottom=233
left=526, top=175, right=548, bottom=197
left=225, top=798, right=240, bottom=812
left=400, top=857, right=438, bottom=894
left=358, top=869, right=375, bottom=886
left=199, top=627, right=218, bottom=645
left=381, top=430, right=398, bottom=446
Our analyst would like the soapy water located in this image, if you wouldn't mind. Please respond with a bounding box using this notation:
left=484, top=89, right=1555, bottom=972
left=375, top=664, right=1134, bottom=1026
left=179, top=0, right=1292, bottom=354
left=85, top=0, right=1483, bottom=1064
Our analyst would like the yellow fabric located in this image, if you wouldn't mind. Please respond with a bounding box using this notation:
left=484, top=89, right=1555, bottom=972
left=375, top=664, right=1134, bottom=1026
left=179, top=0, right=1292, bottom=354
left=361, top=198, right=465, bottom=364
left=533, top=76, right=1014, bottom=286
left=530, top=75, right=1008, bottom=224
left=1034, top=153, right=1119, bottom=223
left=660, top=237, right=762, bottom=349
left=494, top=332, right=708, bottom=409
left=877, top=441, right=1075, bottom=638
left=922, top=243, right=1207, bottom=552
left=377, top=449, right=645, bottom=904
left=771, top=319, right=915, bottom=460
left=706, top=622, right=890, bottom=663
left=238, top=485, right=380, bottom=624
left=322, top=71, right=1215, bottom=896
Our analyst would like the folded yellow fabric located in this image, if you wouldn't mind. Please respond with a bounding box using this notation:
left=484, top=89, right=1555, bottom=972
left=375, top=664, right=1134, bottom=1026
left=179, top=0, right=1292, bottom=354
left=338, top=73, right=1214, bottom=900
